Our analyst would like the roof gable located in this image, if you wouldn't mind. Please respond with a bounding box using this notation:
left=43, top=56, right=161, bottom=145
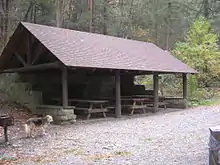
left=1, top=22, right=197, bottom=74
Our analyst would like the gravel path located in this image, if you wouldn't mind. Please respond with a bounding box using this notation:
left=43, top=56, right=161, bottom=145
left=1, top=106, right=220, bottom=165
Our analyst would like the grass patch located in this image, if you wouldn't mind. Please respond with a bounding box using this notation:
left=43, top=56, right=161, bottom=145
left=63, top=148, right=86, bottom=156
left=0, top=157, right=17, bottom=161
left=0, top=156, right=18, bottom=165
left=144, top=138, right=153, bottom=142
left=5, top=155, right=57, bottom=165
left=114, top=151, right=131, bottom=156
left=86, top=153, right=114, bottom=161
left=192, top=96, right=220, bottom=107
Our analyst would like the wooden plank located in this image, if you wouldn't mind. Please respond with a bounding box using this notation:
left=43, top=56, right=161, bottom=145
left=0, top=62, right=61, bottom=73
left=121, top=98, right=150, bottom=102
left=36, top=105, right=75, bottom=109
left=89, top=108, right=108, bottom=113
left=115, top=70, right=121, bottom=118
left=31, top=46, right=44, bottom=64
left=153, top=73, right=159, bottom=113
left=121, top=104, right=134, bottom=107
left=75, top=107, right=90, bottom=113
left=106, top=106, right=115, bottom=109
left=62, top=67, right=68, bottom=108
left=27, top=33, right=32, bottom=65
left=14, top=52, right=27, bottom=66
left=132, top=98, right=149, bottom=101
left=75, top=107, right=107, bottom=114
left=133, top=94, right=161, bottom=98
left=129, top=105, right=147, bottom=109
left=69, top=99, right=108, bottom=104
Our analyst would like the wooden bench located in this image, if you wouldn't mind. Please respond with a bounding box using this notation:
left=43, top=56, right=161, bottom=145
left=143, top=101, right=168, bottom=110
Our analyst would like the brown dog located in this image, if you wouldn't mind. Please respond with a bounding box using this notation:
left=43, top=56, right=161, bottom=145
left=24, top=115, right=53, bottom=138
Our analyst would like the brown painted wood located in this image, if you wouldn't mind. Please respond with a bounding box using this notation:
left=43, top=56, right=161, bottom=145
left=76, top=108, right=108, bottom=113
left=0, top=62, right=61, bottom=73
left=14, top=52, right=27, bottom=66
left=74, top=100, right=107, bottom=119
left=62, top=67, right=68, bottom=107
left=121, top=71, right=194, bottom=76
left=153, top=73, right=159, bottom=113
left=183, top=73, right=187, bottom=99
left=69, top=99, right=108, bottom=104
left=4, top=126, right=8, bottom=142
left=115, top=70, right=121, bottom=118
left=31, top=46, right=44, bottom=64
left=27, top=33, right=32, bottom=65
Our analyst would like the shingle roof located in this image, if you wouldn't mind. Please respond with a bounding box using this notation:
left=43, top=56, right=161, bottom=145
left=4, top=22, right=197, bottom=73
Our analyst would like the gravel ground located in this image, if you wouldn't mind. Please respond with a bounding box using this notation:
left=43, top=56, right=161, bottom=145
left=1, top=106, right=220, bottom=165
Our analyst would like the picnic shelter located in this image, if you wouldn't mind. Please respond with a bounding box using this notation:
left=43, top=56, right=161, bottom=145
left=0, top=22, right=197, bottom=121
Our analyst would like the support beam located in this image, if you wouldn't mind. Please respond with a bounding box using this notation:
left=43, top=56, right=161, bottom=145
left=0, top=62, right=61, bottom=73
left=62, top=67, right=68, bottom=108
left=115, top=70, right=121, bottom=118
left=31, top=46, right=44, bottom=64
left=4, top=126, right=8, bottom=142
left=153, top=73, right=159, bottom=113
left=27, top=33, right=32, bottom=65
left=183, top=73, right=187, bottom=99
left=182, top=73, right=188, bottom=108
left=14, top=52, right=27, bottom=66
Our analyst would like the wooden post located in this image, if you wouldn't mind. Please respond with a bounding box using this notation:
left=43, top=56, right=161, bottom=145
left=183, top=73, right=187, bottom=99
left=4, top=126, right=8, bottom=142
left=182, top=73, right=188, bottom=108
left=153, top=73, right=159, bottom=113
left=115, top=71, right=121, bottom=118
left=62, top=67, right=68, bottom=107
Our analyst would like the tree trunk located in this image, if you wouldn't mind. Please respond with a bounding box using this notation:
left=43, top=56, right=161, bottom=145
left=24, top=2, right=33, bottom=21
left=2, top=0, right=10, bottom=46
left=166, top=2, right=171, bottom=50
left=30, top=3, right=33, bottom=22
left=103, top=0, right=107, bottom=35
left=204, top=0, right=209, bottom=18
left=56, top=0, right=63, bottom=27
left=33, top=5, right=37, bottom=23
left=88, top=0, right=94, bottom=32
left=0, top=5, right=3, bottom=41
left=155, top=23, right=158, bottom=45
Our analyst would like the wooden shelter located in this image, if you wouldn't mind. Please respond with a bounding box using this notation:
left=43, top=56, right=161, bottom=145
left=0, top=22, right=197, bottom=118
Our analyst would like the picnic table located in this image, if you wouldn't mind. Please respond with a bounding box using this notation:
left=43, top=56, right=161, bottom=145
left=121, top=98, right=150, bottom=115
left=100, top=96, right=167, bottom=115
left=132, top=95, right=168, bottom=110
left=68, top=99, right=108, bottom=120
left=51, top=98, right=108, bottom=119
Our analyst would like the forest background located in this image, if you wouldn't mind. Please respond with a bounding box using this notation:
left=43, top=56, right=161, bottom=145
left=1, top=0, right=220, bottom=106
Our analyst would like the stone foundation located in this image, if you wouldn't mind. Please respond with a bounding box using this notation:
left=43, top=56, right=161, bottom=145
left=35, top=105, right=76, bottom=124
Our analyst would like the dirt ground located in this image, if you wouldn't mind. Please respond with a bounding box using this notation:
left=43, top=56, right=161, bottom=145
left=0, top=105, right=220, bottom=165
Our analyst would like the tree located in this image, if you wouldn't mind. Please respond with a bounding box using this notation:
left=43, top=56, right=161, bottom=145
left=1, top=0, right=220, bottom=52
left=173, top=16, right=220, bottom=88
left=0, top=0, right=13, bottom=47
